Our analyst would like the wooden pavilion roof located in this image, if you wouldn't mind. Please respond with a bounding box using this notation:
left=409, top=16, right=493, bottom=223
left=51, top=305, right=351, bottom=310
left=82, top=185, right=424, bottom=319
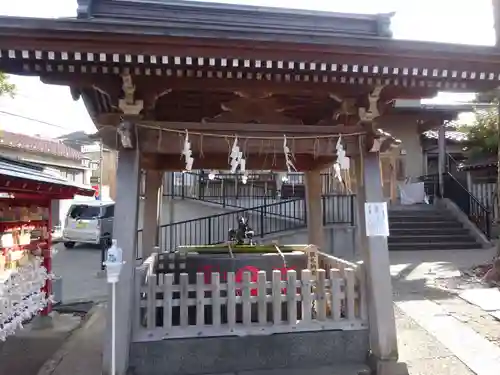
left=1, top=0, right=500, bottom=170
left=0, top=156, right=95, bottom=198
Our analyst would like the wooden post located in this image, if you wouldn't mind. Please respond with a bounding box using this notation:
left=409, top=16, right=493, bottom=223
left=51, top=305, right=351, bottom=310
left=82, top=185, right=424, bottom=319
left=102, top=149, right=141, bottom=375
left=305, top=169, right=324, bottom=249
left=496, top=96, right=500, bottom=257
left=389, top=151, right=398, bottom=204
left=142, top=170, right=163, bottom=258
left=355, top=150, right=405, bottom=374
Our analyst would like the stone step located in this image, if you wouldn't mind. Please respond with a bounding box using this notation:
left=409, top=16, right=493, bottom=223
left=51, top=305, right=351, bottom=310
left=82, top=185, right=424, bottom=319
left=388, top=204, right=436, bottom=211
left=389, top=221, right=463, bottom=230
left=389, top=227, right=467, bottom=236
left=388, top=235, right=476, bottom=244
left=389, top=209, right=444, bottom=217
left=389, top=242, right=479, bottom=251
left=389, top=216, right=456, bottom=223
left=389, top=212, right=451, bottom=220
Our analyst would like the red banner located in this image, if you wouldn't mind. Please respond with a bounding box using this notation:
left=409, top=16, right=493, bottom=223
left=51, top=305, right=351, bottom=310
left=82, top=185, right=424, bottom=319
left=92, top=185, right=99, bottom=197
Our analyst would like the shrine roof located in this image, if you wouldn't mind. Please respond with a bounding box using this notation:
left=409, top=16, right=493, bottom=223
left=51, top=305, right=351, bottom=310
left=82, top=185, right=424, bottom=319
left=390, top=101, right=490, bottom=120
left=0, top=155, right=95, bottom=197
left=0, top=0, right=498, bottom=66
left=76, top=0, right=395, bottom=40
left=0, top=2, right=498, bottom=97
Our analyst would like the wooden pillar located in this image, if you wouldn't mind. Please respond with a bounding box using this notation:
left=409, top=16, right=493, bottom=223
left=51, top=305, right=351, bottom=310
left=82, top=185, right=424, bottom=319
left=356, top=150, right=405, bottom=374
left=305, top=169, right=324, bottom=249
left=354, top=157, right=368, bottom=259
left=142, top=170, right=163, bottom=258
left=438, top=121, right=446, bottom=197
left=102, top=149, right=141, bottom=375
left=389, top=152, right=398, bottom=204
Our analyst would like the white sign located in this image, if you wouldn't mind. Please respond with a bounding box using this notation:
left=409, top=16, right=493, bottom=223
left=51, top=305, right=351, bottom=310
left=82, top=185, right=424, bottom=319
left=81, top=143, right=101, bottom=153
left=90, top=161, right=100, bottom=171
left=365, top=202, right=390, bottom=237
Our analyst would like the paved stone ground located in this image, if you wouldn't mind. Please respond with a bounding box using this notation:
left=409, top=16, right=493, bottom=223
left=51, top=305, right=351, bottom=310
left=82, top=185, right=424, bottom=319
left=45, top=305, right=105, bottom=375
left=390, top=248, right=500, bottom=346
left=0, top=334, right=66, bottom=375
left=52, top=243, right=108, bottom=304
left=395, top=307, right=475, bottom=375
left=4, top=246, right=500, bottom=375
left=0, top=312, right=84, bottom=375
left=391, top=248, right=500, bottom=375
left=0, top=243, right=106, bottom=375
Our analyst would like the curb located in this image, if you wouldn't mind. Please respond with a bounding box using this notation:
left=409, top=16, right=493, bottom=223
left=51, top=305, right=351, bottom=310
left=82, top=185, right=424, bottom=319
left=36, top=304, right=102, bottom=375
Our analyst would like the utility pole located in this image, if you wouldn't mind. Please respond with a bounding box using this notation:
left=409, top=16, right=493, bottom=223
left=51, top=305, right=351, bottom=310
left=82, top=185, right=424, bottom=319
left=99, top=140, right=104, bottom=202
left=494, top=0, right=500, bottom=48
left=496, top=95, right=500, bottom=258
left=493, top=0, right=500, bottom=256
left=99, top=139, right=106, bottom=273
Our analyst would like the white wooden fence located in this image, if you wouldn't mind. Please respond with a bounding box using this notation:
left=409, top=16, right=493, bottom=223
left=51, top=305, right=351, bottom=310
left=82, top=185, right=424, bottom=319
left=133, top=252, right=368, bottom=342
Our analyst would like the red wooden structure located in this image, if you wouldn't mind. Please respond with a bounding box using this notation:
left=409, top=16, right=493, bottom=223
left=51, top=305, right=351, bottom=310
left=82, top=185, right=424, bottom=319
left=0, top=156, right=94, bottom=316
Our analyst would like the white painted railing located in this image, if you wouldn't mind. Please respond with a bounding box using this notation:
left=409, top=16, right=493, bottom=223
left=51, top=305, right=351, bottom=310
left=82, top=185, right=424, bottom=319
left=132, top=252, right=368, bottom=342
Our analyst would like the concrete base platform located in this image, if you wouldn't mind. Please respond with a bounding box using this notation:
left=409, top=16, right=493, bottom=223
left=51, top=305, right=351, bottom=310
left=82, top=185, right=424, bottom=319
left=129, top=330, right=369, bottom=375
left=203, top=364, right=371, bottom=374
left=370, top=359, right=409, bottom=375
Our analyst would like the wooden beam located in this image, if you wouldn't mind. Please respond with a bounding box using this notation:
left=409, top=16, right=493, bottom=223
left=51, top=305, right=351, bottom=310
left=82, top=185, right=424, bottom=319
left=95, top=114, right=367, bottom=134
left=99, top=124, right=364, bottom=157
left=142, top=152, right=335, bottom=171
left=99, top=126, right=363, bottom=157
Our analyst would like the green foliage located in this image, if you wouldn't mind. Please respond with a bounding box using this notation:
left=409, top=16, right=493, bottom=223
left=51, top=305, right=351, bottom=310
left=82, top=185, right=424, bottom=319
left=462, top=103, right=499, bottom=158
left=0, top=72, right=15, bottom=97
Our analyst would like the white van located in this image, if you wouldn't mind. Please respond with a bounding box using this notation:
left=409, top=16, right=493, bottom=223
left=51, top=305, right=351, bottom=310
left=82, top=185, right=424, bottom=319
left=62, top=200, right=115, bottom=249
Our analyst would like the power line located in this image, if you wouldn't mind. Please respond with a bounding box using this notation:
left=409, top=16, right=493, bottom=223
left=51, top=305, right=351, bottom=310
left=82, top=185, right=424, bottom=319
left=0, top=109, right=70, bottom=130
left=0, top=109, right=100, bottom=146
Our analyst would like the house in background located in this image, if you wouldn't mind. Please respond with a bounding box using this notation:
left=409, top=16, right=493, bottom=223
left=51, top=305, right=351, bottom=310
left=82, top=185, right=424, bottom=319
left=58, top=131, right=118, bottom=200
left=0, top=130, right=90, bottom=182
left=0, top=130, right=92, bottom=228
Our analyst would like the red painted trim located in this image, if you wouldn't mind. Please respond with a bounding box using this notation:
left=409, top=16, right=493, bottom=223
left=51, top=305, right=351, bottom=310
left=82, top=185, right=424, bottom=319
left=0, top=175, right=94, bottom=198
left=41, top=198, right=52, bottom=316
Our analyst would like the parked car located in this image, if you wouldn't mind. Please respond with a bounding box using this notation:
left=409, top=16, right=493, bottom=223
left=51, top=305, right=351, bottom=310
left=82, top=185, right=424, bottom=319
left=62, top=200, right=114, bottom=249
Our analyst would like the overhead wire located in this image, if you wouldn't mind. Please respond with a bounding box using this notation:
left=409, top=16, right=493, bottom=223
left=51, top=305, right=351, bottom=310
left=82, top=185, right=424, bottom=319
left=0, top=109, right=99, bottom=146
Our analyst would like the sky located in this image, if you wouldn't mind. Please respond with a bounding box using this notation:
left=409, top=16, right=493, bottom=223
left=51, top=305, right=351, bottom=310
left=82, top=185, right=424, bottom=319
left=0, top=0, right=496, bottom=137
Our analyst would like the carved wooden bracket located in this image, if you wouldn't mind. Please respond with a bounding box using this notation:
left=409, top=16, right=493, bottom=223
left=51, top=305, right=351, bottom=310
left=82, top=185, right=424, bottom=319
left=204, top=90, right=301, bottom=124
left=358, top=85, right=385, bottom=123
left=316, top=94, right=358, bottom=126
left=118, top=74, right=144, bottom=115
left=117, top=119, right=137, bottom=149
